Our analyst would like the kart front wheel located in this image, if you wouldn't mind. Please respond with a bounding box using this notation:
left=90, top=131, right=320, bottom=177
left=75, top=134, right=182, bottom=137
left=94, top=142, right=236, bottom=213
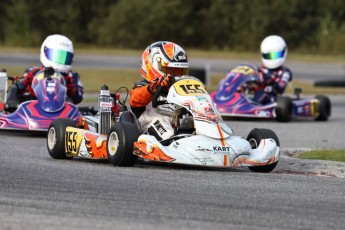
left=47, top=118, right=76, bottom=159
left=247, top=128, right=279, bottom=173
left=315, top=95, right=331, bottom=121
left=106, top=122, right=141, bottom=166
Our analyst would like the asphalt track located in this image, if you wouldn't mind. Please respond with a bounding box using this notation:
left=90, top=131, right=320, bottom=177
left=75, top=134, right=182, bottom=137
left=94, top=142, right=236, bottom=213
left=1, top=53, right=345, bottom=229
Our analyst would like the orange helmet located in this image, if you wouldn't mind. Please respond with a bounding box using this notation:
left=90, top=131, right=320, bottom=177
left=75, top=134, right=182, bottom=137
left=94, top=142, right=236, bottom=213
left=140, top=41, right=189, bottom=82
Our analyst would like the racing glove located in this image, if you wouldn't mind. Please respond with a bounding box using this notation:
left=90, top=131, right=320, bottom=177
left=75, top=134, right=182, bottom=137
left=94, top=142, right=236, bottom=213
left=147, top=75, right=175, bottom=94
left=158, top=74, right=175, bottom=88
left=65, top=72, right=76, bottom=97
left=22, top=70, right=37, bottom=86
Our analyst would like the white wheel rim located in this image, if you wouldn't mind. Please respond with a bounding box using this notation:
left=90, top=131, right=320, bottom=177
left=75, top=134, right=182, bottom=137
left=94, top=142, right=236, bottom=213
left=47, top=127, right=57, bottom=150
left=107, top=132, right=119, bottom=156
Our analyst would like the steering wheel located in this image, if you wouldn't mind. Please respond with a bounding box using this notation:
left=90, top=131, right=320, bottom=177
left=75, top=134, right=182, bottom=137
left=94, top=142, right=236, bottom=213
left=152, top=86, right=169, bottom=108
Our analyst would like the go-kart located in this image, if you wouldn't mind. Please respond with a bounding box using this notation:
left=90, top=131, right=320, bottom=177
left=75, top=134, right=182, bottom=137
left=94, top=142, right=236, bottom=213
left=46, top=76, right=280, bottom=173
left=133, top=76, right=279, bottom=172
left=210, top=65, right=331, bottom=122
left=0, top=68, right=83, bottom=132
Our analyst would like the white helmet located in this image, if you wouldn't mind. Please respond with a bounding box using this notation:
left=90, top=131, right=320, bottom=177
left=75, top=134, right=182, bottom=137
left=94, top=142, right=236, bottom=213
left=40, top=34, right=74, bottom=72
left=260, top=35, right=287, bottom=69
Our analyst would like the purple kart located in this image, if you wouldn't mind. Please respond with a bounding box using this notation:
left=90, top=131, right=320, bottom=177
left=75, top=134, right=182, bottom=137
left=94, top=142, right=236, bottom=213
left=210, top=65, right=331, bottom=122
left=0, top=68, right=82, bottom=132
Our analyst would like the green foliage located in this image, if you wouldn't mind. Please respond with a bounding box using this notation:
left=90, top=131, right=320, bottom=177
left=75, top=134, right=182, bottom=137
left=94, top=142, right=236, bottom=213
left=1, top=0, right=345, bottom=54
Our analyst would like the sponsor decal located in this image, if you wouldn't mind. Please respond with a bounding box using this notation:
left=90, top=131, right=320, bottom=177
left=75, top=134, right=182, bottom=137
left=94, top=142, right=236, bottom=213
left=99, top=101, right=113, bottom=112
left=213, top=146, right=232, bottom=153
left=193, top=157, right=215, bottom=165
left=195, top=146, right=213, bottom=153
left=154, top=120, right=167, bottom=135
left=99, top=101, right=113, bottom=107
left=255, top=110, right=271, bottom=117
left=297, top=106, right=304, bottom=114
left=46, top=86, right=55, bottom=93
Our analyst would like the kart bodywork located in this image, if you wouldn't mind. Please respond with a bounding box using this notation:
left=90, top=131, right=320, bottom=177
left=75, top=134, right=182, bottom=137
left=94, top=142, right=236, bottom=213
left=47, top=77, right=280, bottom=173
left=0, top=68, right=82, bottom=132
left=211, top=65, right=331, bottom=122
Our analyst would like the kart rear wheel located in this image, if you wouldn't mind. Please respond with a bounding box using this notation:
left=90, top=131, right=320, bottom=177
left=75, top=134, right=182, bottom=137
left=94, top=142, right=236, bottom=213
left=275, top=96, right=292, bottom=122
left=47, top=118, right=76, bottom=159
left=315, top=95, right=331, bottom=121
left=247, top=128, right=279, bottom=173
left=106, top=122, right=140, bottom=166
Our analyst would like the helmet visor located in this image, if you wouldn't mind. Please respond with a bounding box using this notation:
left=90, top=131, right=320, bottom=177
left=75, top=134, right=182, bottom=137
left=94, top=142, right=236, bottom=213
left=44, top=46, right=74, bottom=65
left=160, top=65, right=189, bottom=76
left=262, top=49, right=285, bottom=60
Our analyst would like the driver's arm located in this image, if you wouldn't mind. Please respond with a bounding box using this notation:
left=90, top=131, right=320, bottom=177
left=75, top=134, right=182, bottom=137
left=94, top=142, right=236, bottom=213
left=17, top=67, right=42, bottom=96
left=130, top=84, right=153, bottom=108
left=130, top=76, right=175, bottom=108
left=130, top=80, right=154, bottom=119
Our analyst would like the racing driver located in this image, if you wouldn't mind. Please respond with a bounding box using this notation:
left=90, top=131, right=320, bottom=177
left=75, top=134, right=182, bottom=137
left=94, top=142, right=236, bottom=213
left=13, top=34, right=83, bottom=105
left=130, top=41, right=189, bottom=141
left=253, top=35, right=293, bottom=104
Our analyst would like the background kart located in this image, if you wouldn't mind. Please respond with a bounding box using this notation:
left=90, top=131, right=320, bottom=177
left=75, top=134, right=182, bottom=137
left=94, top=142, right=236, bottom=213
left=210, top=65, right=331, bottom=122
left=0, top=68, right=83, bottom=132
left=47, top=77, right=280, bottom=173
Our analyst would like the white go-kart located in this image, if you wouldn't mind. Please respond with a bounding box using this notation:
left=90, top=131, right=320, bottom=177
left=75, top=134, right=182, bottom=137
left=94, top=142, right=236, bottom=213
left=132, top=76, right=280, bottom=172
left=47, top=76, right=279, bottom=173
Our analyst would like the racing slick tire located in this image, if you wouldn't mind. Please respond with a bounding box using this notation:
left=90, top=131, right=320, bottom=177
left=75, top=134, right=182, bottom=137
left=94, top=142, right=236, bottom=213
left=314, top=95, right=331, bottom=121
left=106, top=122, right=140, bottom=166
left=275, top=96, right=292, bottom=122
left=246, top=128, right=279, bottom=173
left=47, top=118, right=76, bottom=159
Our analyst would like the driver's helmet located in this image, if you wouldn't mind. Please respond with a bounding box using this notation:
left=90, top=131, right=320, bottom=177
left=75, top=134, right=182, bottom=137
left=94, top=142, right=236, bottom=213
left=260, top=35, right=287, bottom=69
left=40, top=34, right=74, bottom=73
left=140, top=41, right=189, bottom=82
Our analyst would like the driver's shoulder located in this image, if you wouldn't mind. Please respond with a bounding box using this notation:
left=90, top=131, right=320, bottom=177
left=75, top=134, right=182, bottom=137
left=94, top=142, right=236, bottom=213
left=133, top=79, right=150, bottom=88
left=24, top=66, right=42, bottom=74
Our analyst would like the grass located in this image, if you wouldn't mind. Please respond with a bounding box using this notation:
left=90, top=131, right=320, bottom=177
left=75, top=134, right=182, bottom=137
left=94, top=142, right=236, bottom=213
left=5, top=66, right=345, bottom=95
left=298, top=150, right=345, bottom=163
left=4, top=66, right=140, bottom=93
left=2, top=46, right=345, bottom=63
left=5, top=63, right=345, bottom=97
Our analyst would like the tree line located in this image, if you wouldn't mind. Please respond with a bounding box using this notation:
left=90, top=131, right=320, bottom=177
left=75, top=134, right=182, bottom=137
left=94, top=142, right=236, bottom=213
left=1, top=0, right=345, bottom=54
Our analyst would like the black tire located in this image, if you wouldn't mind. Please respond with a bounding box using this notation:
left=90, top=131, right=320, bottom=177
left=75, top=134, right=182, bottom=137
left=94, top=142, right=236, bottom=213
left=246, top=128, right=279, bottom=173
left=106, top=122, right=141, bottom=166
left=119, top=111, right=141, bottom=132
left=275, top=96, right=292, bottom=122
left=315, top=95, right=331, bottom=121
left=47, top=118, right=76, bottom=159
